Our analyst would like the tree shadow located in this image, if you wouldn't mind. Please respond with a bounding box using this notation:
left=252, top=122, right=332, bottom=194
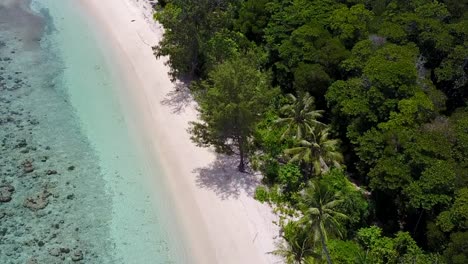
left=194, top=155, right=260, bottom=200
left=160, top=82, right=193, bottom=114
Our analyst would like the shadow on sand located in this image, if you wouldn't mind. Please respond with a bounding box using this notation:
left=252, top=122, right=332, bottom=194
left=163, top=83, right=260, bottom=199
left=160, top=82, right=193, bottom=114
left=193, top=155, right=260, bottom=200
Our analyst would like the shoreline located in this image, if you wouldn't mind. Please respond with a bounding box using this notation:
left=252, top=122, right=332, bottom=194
left=72, top=1, right=212, bottom=262
left=78, top=0, right=280, bottom=263
left=37, top=0, right=192, bottom=262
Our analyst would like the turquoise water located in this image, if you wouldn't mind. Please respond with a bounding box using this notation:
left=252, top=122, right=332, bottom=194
left=0, top=0, right=187, bottom=263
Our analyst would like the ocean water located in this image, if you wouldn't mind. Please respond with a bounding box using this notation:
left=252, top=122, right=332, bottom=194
left=0, top=0, right=186, bottom=263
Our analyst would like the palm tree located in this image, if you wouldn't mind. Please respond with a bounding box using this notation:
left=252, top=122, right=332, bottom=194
left=285, top=127, right=343, bottom=176
left=299, top=181, right=348, bottom=264
left=271, top=236, right=320, bottom=264
left=276, top=93, right=324, bottom=140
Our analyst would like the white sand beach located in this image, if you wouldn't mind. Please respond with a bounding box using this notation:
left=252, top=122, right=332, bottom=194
left=78, top=0, right=281, bottom=263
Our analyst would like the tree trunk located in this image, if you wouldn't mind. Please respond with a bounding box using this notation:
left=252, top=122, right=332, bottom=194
left=309, top=161, right=314, bottom=178
left=238, top=153, right=245, bottom=172
left=189, top=34, right=199, bottom=80
left=413, top=209, right=424, bottom=235
left=319, top=228, right=333, bottom=264
left=320, top=157, right=330, bottom=174
left=238, top=136, right=246, bottom=173
left=309, top=146, right=316, bottom=178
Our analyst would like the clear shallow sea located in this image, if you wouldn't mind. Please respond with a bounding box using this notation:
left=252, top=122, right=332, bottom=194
left=0, top=0, right=186, bottom=263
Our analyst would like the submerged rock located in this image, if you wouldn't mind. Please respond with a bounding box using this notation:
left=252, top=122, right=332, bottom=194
left=48, top=248, right=60, bottom=257
left=48, top=246, right=72, bottom=257
left=0, top=228, right=8, bottom=236
left=22, top=160, right=34, bottom=173
left=0, top=185, right=15, bottom=202
left=46, top=170, right=57, bottom=175
left=71, top=250, right=83, bottom=262
left=15, top=139, right=27, bottom=148
left=23, top=190, right=49, bottom=210
left=26, top=258, right=39, bottom=264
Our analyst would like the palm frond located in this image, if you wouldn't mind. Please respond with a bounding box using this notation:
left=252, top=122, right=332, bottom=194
left=323, top=199, right=343, bottom=209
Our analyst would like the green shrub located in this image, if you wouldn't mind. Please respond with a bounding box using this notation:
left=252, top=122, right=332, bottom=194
left=254, top=110, right=288, bottom=157
left=278, top=163, right=302, bottom=192
left=321, top=169, right=369, bottom=233
left=254, top=186, right=269, bottom=203
left=328, top=239, right=364, bottom=264
left=268, top=184, right=287, bottom=204
left=262, top=157, right=280, bottom=184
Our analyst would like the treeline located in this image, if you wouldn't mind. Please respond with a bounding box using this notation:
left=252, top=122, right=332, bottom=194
left=153, top=0, right=467, bottom=263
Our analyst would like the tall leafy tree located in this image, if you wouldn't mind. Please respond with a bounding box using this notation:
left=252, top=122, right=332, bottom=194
left=263, top=0, right=348, bottom=95
left=190, top=56, right=278, bottom=172
left=235, top=0, right=270, bottom=43
left=356, top=226, right=441, bottom=264
left=436, top=188, right=468, bottom=263
left=154, top=0, right=237, bottom=80
left=326, top=42, right=421, bottom=141
left=329, top=4, right=374, bottom=47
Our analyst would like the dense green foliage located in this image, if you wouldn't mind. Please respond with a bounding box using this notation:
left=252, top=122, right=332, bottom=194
left=155, top=0, right=467, bottom=262
left=189, top=56, right=278, bottom=171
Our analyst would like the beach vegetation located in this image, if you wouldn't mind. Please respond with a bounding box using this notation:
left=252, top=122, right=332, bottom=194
left=275, top=92, right=324, bottom=141
left=189, top=56, right=279, bottom=172
left=255, top=185, right=270, bottom=203
left=298, top=181, right=348, bottom=263
left=154, top=0, right=468, bottom=262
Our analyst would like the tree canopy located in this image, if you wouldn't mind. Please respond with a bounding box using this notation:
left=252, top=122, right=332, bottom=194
left=190, top=56, right=278, bottom=171
left=155, top=0, right=468, bottom=262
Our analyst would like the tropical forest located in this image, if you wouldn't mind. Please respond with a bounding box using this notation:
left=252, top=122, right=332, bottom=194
left=154, top=0, right=468, bottom=263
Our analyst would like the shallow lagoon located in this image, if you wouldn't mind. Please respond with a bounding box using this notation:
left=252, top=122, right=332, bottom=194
left=0, top=0, right=186, bottom=263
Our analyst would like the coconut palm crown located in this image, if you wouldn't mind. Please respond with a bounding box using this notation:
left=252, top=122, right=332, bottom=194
left=276, top=93, right=324, bottom=140
left=299, top=181, right=348, bottom=264
left=285, top=127, right=343, bottom=176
